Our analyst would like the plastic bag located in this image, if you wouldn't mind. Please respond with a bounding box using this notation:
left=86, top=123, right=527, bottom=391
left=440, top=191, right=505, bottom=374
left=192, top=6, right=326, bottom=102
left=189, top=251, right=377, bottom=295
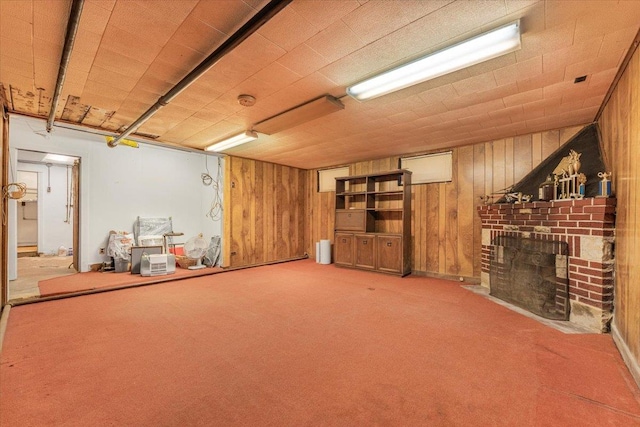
left=106, top=232, right=134, bottom=260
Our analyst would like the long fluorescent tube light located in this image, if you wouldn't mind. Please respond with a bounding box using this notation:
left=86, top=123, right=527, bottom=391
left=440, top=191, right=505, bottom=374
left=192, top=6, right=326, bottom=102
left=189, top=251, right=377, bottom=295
left=253, top=95, right=344, bottom=135
left=43, top=153, right=77, bottom=163
left=347, top=21, right=521, bottom=101
left=205, top=130, right=258, bottom=152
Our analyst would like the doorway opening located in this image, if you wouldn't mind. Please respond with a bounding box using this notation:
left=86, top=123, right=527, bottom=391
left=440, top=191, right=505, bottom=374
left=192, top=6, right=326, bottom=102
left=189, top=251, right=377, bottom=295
left=9, top=150, right=80, bottom=301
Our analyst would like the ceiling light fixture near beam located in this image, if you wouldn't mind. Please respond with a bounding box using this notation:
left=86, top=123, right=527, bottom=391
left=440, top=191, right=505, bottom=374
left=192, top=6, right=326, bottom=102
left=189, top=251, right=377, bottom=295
left=205, top=130, right=259, bottom=152
left=253, top=95, right=344, bottom=135
left=347, top=21, right=521, bottom=101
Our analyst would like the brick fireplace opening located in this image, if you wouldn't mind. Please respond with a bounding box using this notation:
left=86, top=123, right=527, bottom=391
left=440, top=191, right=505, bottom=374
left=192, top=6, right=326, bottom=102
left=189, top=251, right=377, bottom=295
left=478, top=198, right=616, bottom=332
left=490, top=236, right=569, bottom=321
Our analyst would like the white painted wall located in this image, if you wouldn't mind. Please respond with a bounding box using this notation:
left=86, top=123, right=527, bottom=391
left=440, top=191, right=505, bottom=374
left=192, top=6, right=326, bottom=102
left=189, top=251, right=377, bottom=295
left=17, top=162, right=74, bottom=253
left=8, top=115, right=224, bottom=274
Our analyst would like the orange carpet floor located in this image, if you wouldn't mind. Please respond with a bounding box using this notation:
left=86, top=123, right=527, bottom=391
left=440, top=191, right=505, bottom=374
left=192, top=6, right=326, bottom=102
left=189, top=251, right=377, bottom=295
left=2, top=259, right=639, bottom=426
left=38, top=266, right=223, bottom=297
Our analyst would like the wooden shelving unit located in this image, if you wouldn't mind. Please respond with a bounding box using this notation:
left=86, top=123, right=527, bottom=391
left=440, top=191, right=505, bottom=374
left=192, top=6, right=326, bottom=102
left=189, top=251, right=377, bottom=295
left=334, top=169, right=411, bottom=276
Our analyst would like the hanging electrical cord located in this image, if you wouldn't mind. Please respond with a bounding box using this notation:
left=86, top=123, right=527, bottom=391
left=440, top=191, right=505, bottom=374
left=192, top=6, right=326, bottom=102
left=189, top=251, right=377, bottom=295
left=201, top=156, right=223, bottom=221
left=65, top=165, right=71, bottom=223
left=46, top=163, right=52, bottom=193
left=1, top=150, right=27, bottom=225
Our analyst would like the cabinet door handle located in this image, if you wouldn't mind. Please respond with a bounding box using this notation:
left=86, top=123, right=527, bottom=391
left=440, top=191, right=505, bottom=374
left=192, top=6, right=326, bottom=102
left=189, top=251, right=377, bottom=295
left=348, top=213, right=351, bottom=217
left=363, top=240, right=367, bottom=245
left=386, top=242, right=392, bottom=247
left=342, top=239, right=346, bottom=243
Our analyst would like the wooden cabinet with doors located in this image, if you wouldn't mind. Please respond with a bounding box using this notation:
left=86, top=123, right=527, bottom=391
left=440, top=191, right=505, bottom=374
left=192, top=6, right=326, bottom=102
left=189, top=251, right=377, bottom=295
left=334, top=170, right=411, bottom=276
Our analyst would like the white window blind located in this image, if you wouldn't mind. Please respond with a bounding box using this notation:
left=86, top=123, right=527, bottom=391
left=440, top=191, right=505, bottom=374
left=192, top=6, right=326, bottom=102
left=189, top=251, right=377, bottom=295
left=400, top=152, right=452, bottom=184
left=318, top=166, right=350, bottom=192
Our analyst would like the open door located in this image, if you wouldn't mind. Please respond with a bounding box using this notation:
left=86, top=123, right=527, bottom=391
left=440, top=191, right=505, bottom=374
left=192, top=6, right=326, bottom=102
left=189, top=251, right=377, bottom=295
left=72, top=160, right=79, bottom=271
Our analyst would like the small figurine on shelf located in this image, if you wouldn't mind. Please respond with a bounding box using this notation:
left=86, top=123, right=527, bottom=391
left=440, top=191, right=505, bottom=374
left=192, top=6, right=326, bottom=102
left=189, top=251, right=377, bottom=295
left=577, top=173, right=587, bottom=199
left=597, top=172, right=612, bottom=197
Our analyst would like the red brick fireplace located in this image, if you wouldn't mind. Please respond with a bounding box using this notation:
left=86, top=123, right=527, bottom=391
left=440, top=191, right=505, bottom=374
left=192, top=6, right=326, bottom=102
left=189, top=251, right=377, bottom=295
left=478, top=198, right=616, bottom=332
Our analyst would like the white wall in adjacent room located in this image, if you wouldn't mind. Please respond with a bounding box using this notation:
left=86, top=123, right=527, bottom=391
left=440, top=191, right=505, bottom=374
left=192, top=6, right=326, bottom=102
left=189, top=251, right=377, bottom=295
left=8, top=115, right=224, bottom=275
left=16, top=162, right=74, bottom=253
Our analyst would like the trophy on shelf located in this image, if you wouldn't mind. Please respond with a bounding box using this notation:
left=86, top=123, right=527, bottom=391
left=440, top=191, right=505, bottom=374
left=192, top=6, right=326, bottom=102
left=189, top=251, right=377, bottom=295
left=597, top=172, right=612, bottom=197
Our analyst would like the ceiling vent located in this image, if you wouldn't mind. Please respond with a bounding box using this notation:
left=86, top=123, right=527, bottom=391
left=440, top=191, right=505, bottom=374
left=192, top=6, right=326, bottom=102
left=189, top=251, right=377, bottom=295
left=574, top=75, right=587, bottom=83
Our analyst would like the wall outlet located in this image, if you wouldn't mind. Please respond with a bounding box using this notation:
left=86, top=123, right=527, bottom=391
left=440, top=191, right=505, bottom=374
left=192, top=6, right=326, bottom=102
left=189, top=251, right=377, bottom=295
left=99, top=248, right=105, bottom=255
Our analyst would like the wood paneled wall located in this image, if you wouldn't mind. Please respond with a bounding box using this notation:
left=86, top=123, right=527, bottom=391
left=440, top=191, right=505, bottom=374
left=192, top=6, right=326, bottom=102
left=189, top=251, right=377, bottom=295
left=0, top=104, right=7, bottom=307
left=223, top=156, right=307, bottom=268
left=306, top=126, right=582, bottom=279
left=598, top=43, right=640, bottom=379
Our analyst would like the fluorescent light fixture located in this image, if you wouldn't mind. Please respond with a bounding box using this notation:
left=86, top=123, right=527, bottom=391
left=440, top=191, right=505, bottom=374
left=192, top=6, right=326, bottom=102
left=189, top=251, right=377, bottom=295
left=43, top=153, right=76, bottom=163
left=253, top=95, right=344, bottom=135
left=205, top=130, right=258, bottom=152
left=347, top=21, right=521, bottom=101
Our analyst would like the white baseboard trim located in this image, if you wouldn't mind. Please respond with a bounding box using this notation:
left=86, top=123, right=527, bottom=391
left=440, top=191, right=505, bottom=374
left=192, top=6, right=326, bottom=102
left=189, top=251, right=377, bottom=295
left=611, top=323, right=640, bottom=390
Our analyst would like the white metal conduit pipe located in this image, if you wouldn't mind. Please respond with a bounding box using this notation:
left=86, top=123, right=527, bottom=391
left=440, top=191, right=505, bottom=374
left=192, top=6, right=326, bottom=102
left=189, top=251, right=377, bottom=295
left=107, top=0, right=293, bottom=148
left=46, top=0, right=85, bottom=134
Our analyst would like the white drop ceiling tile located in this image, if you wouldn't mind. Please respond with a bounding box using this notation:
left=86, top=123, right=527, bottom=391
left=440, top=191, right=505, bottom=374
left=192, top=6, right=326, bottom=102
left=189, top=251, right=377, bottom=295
left=416, top=84, right=458, bottom=104
left=599, top=26, right=639, bottom=56
left=146, top=59, right=189, bottom=86
left=253, top=61, right=301, bottom=89
left=80, top=2, right=112, bottom=35
left=109, top=2, right=180, bottom=47
left=191, top=0, right=255, bottom=35
left=582, top=94, right=605, bottom=109
left=574, top=6, right=640, bottom=41
left=290, top=1, right=361, bottom=31
left=0, top=0, right=33, bottom=22
left=87, top=66, right=140, bottom=93
left=131, top=75, right=173, bottom=98
left=190, top=105, right=226, bottom=124
left=33, top=38, right=63, bottom=64
left=171, top=85, right=222, bottom=112
left=305, top=20, right=366, bottom=63
left=427, top=0, right=508, bottom=42
left=505, top=0, right=539, bottom=14
left=99, top=26, right=163, bottom=65
left=33, top=59, right=58, bottom=88
left=467, top=98, right=506, bottom=117
left=2, top=40, right=33, bottom=62
left=183, top=121, right=244, bottom=148
left=278, top=43, right=329, bottom=77
left=132, top=0, right=198, bottom=26
left=67, top=50, right=97, bottom=74
left=564, top=49, right=624, bottom=82
left=160, top=116, right=215, bottom=142
left=412, top=101, right=449, bottom=116
left=522, top=96, right=561, bottom=115
left=387, top=110, right=420, bottom=124
left=544, top=99, right=585, bottom=116
left=62, top=67, right=89, bottom=91
left=542, top=38, right=603, bottom=74
left=72, top=29, right=103, bottom=55
left=79, top=91, right=123, bottom=112
left=258, top=6, right=318, bottom=52
left=341, top=1, right=416, bottom=46
left=0, top=54, right=34, bottom=80
left=0, top=73, right=35, bottom=93
left=452, top=72, right=497, bottom=97
left=588, top=68, right=617, bottom=90
left=0, top=16, right=33, bottom=44
left=191, top=70, right=235, bottom=95
left=33, top=9, right=67, bottom=46
left=544, top=0, right=611, bottom=29
left=91, top=50, right=148, bottom=83
left=516, top=21, right=576, bottom=61
left=516, top=68, right=564, bottom=92
left=87, top=0, right=116, bottom=12
left=493, top=55, right=543, bottom=87
left=155, top=42, right=207, bottom=73
left=171, top=15, right=225, bottom=55
left=502, top=87, right=543, bottom=107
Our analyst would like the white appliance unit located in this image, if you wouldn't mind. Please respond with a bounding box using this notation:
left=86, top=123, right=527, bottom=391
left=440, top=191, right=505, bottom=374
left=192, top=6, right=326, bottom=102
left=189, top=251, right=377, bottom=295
left=140, top=253, right=176, bottom=277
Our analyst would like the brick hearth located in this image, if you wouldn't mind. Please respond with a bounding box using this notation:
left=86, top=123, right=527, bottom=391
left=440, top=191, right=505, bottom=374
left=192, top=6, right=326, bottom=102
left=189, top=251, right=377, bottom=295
left=478, top=198, right=616, bottom=332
